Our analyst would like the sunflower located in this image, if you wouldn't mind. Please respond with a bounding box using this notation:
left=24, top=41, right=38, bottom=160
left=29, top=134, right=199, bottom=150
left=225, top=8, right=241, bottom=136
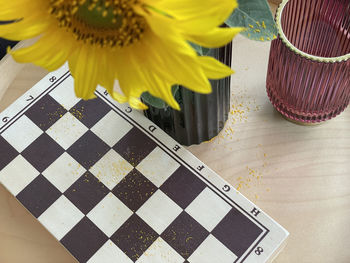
left=0, top=0, right=242, bottom=109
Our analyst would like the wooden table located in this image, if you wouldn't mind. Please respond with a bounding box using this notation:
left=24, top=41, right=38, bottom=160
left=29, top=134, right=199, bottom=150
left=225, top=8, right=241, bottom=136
left=1, top=32, right=349, bottom=263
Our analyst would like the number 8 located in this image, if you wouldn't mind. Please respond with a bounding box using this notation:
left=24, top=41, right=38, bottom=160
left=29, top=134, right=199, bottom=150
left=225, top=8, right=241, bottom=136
left=255, top=246, right=263, bottom=255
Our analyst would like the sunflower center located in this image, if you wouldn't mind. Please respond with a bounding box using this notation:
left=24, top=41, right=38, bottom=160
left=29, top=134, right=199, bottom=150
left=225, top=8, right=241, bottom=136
left=49, top=0, right=146, bottom=48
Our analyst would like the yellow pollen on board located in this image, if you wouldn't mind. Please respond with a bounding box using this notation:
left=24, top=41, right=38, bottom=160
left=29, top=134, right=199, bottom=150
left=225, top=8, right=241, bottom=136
left=48, top=0, right=146, bottom=48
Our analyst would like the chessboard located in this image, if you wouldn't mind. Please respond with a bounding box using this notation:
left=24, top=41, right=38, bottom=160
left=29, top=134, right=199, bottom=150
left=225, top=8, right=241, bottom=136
left=0, top=65, right=288, bottom=263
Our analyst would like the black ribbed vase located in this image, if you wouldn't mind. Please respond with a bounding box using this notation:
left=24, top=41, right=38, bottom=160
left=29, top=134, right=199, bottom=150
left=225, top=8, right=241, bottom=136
left=143, top=42, right=232, bottom=146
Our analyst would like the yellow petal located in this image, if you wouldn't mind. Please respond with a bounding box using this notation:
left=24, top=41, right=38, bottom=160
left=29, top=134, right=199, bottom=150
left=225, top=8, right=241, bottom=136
left=110, top=92, right=128, bottom=104
left=187, top=27, right=244, bottom=48
left=113, top=42, right=180, bottom=110
left=10, top=27, right=74, bottom=71
left=148, top=0, right=238, bottom=33
left=97, top=51, right=133, bottom=105
left=149, top=36, right=211, bottom=94
left=69, top=46, right=99, bottom=100
left=113, top=49, right=148, bottom=100
left=0, top=16, right=50, bottom=40
left=198, top=56, right=234, bottom=79
left=141, top=68, right=180, bottom=110
left=0, top=0, right=46, bottom=20
left=138, top=9, right=195, bottom=57
left=96, top=49, right=114, bottom=92
left=129, top=97, right=148, bottom=110
left=141, top=15, right=211, bottom=93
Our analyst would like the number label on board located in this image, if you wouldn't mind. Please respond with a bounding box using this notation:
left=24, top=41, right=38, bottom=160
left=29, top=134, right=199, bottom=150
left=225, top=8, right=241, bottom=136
left=255, top=246, right=264, bottom=255
left=222, top=185, right=231, bottom=192
left=251, top=207, right=261, bottom=217
left=26, top=95, right=34, bottom=101
left=49, top=76, right=57, bottom=82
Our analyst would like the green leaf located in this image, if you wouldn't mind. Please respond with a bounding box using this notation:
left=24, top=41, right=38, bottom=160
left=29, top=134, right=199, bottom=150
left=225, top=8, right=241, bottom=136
left=201, top=47, right=211, bottom=56
left=172, top=85, right=180, bottom=98
left=141, top=85, right=180, bottom=109
left=189, top=42, right=203, bottom=55
left=189, top=42, right=212, bottom=56
left=225, top=0, right=277, bottom=42
left=141, top=92, right=167, bottom=109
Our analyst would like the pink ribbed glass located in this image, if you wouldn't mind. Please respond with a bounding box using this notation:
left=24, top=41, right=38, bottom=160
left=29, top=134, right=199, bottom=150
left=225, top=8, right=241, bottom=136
left=266, top=0, right=350, bottom=123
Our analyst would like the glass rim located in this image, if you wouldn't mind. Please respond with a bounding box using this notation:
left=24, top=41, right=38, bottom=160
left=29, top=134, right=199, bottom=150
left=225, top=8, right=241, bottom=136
left=277, top=0, right=350, bottom=63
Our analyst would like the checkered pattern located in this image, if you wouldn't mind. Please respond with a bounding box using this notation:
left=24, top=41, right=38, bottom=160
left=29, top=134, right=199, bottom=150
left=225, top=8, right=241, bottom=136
left=0, top=75, right=270, bottom=263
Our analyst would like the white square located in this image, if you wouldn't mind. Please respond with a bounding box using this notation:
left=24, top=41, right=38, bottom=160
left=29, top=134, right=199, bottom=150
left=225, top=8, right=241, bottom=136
left=46, top=112, right=88, bottom=150
left=49, top=77, right=81, bottom=110
left=88, top=240, right=133, bottom=263
left=91, top=110, right=133, bottom=147
left=87, top=193, right=133, bottom=237
left=42, top=152, right=86, bottom=192
left=0, top=155, right=39, bottom=195
left=188, top=234, right=237, bottom=263
left=38, top=195, right=84, bottom=240
left=136, top=190, right=182, bottom=234
left=90, top=149, right=133, bottom=190
left=1, top=115, right=43, bottom=152
left=185, top=187, right=231, bottom=231
left=136, top=237, right=184, bottom=263
left=136, top=147, right=180, bottom=187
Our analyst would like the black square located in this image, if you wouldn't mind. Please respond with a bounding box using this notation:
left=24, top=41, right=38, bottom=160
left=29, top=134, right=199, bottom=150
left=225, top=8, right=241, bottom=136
left=110, top=214, right=158, bottom=261
left=61, top=217, right=108, bottom=262
left=65, top=171, right=109, bottom=214
left=25, top=95, right=67, bottom=131
left=161, top=211, right=209, bottom=259
left=113, top=127, right=156, bottom=166
left=67, top=130, right=110, bottom=170
left=69, top=97, right=111, bottom=128
left=112, top=169, right=157, bottom=212
left=160, top=166, right=206, bottom=209
left=21, top=133, right=64, bottom=173
left=0, top=136, right=18, bottom=170
left=212, top=208, right=263, bottom=257
left=17, top=175, right=61, bottom=218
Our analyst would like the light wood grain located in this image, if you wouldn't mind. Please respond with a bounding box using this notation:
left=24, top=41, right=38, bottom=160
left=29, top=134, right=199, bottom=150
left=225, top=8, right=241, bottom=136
left=1, top=34, right=349, bottom=263
left=269, top=0, right=282, bottom=5
left=0, top=5, right=349, bottom=262
left=189, top=37, right=350, bottom=262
